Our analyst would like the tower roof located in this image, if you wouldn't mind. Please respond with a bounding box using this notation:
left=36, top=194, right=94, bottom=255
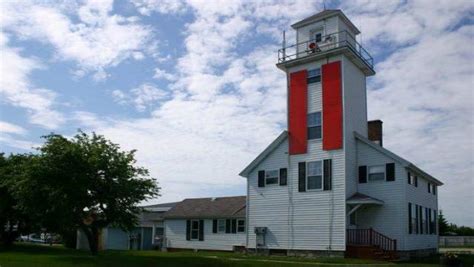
left=291, top=9, right=361, bottom=34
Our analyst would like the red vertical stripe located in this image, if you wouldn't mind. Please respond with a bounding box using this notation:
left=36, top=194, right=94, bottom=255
left=289, top=70, right=307, bottom=155
left=322, top=61, right=343, bottom=150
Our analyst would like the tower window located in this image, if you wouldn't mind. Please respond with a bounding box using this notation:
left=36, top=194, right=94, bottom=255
left=307, top=112, right=321, bottom=140
left=307, top=68, right=321, bottom=84
left=307, top=161, right=323, bottom=190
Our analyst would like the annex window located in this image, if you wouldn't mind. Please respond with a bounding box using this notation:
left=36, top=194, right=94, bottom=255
left=265, top=170, right=279, bottom=185
left=191, top=220, right=200, bottom=240
left=368, top=165, right=385, bottom=181
left=307, top=112, right=322, bottom=140
left=218, top=219, right=226, bottom=233
left=307, top=161, right=323, bottom=190
left=237, top=219, right=245, bottom=233
left=307, top=68, right=321, bottom=84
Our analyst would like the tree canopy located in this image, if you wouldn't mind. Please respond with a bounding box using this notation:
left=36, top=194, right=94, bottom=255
left=1, top=131, right=160, bottom=254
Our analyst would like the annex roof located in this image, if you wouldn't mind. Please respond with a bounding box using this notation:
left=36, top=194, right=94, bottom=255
left=354, top=131, right=443, bottom=186
left=239, top=131, right=288, bottom=177
left=163, top=196, right=246, bottom=219
left=291, top=9, right=361, bottom=34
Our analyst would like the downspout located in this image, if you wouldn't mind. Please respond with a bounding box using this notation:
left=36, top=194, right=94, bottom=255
left=285, top=66, right=293, bottom=253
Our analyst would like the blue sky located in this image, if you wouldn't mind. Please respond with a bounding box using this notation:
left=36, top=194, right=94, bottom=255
left=1, top=0, right=473, bottom=226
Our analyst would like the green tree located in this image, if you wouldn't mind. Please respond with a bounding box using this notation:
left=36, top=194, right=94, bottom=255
left=15, top=131, right=160, bottom=254
left=438, top=210, right=449, bottom=235
left=0, top=153, right=38, bottom=247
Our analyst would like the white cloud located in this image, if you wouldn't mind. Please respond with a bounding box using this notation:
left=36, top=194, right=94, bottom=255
left=153, top=68, right=176, bottom=81
left=131, top=0, right=188, bottom=15
left=111, top=83, right=169, bottom=112
left=0, top=121, right=27, bottom=136
left=1, top=0, right=154, bottom=79
left=0, top=33, right=64, bottom=129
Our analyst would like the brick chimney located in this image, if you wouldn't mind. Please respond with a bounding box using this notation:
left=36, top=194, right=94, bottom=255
left=368, top=120, right=383, bottom=146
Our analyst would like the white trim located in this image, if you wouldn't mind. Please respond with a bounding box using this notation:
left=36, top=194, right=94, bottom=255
left=264, top=169, right=279, bottom=186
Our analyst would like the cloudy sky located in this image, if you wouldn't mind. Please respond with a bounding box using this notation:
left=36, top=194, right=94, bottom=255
left=0, top=0, right=473, bottom=226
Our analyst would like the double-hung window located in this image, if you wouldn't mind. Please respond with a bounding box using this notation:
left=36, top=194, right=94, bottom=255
left=191, top=220, right=200, bottom=240
left=265, top=170, right=279, bottom=185
left=307, top=161, right=323, bottom=190
left=217, top=219, right=226, bottom=233
left=237, top=219, right=245, bottom=233
left=307, top=112, right=322, bottom=140
left=307, top=68, right=321, bottom=84
left=368, top=165, right=385, bottom=181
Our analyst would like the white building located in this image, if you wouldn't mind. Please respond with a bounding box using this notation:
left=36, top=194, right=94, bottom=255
left=239, top=9, right=443, bottom=259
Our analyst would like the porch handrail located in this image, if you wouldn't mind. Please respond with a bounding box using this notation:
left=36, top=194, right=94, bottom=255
left=347, top=228, right=397, bottom=252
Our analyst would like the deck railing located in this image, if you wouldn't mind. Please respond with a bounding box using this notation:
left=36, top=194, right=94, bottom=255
left=347, top=228, right=397, bottom=252
left=278, top=30, right=374, bottom=69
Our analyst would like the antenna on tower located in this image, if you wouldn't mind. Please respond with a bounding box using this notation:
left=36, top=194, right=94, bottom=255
left=323, top=0, right=326, bottom=10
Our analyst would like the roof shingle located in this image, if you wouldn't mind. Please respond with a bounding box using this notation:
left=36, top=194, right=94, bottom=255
left=163, top=196, right=246, bottom=219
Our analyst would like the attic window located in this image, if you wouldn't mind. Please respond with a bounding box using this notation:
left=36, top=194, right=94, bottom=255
left=265, top=170, right=279, bottom=185
left=368, top=165, right=385, bottom=181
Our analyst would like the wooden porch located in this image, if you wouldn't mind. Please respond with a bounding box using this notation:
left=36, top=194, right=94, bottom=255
left=346, top=228, right=399, bottom=261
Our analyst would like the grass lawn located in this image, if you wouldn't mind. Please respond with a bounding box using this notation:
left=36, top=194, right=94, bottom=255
left=1, top=244, right=473, bottom=267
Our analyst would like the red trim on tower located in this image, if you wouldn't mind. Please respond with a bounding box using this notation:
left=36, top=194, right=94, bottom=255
left=288, top=70, right=308, bottom=155
left=322, top=61, right=343, bottom=150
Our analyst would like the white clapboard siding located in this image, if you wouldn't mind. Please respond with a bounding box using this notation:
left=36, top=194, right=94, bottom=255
left=165, top=219, right=246, bottom=251
left=403, top=174, right=439, bottom=250
left=343, top=56, right=368, bottom=198
left=356, top=140, right=407, bottom=249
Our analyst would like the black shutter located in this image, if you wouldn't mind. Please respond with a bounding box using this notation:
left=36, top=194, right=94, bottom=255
left=428, top=183, right=431, bottom=193
left=433, top=185, right=436, bottom=195
left=198, top=220, right=204, bottom=241
left=231, top=219, right=237, bottom=234
left=258, top=170, right=265, bottom=187
left=186, top=220, right=191, bottom=240
left=419, top=206, right=423, bottom=234
left=433, top=210, right=437, bottom=234
left=298, top=162, right=306, bottom=192
left=323, top=159, right=332, bottom=190
left=415, top=205, right=419, bottom=234
left=225, top=219, right=231, bottom=233
left=428, top=208, right=432, bottom=234
left=358, top=166, right=367, bottom=183
left=212, top=219, right=217, bottom=233
left=279, top=168, right=287, bottom=186
left=408, top=203, right=412, bottom=234
left=426, top=207, right=429, bottom=234
left=414, top=176, right=418, bottom=187
left=386, top=163, right=395, bottom=181
left=407, top=172, right=411, bottom=184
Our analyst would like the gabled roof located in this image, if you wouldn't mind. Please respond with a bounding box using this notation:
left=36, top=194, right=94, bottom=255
left=163, top=196, right=246, bottom=219
left=347, top=192, right=384, bottom=205
left=239, top=131, right=288, bottom=177
left=291, top=9, right=361, bottom=34
left=354, top=132, right=443, bottom=186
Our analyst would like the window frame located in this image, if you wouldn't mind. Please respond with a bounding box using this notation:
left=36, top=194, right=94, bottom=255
left=190, top=219, right=200, bottom=240
left=306, top=160, right=323, bottom=191
left=264, top=170, right=279, bottom=186
left=307, top=111, right=322, bottom=140
left=368, top=165, right=385, bottom=182
left=237, top=219, right=245, bottom=233
left=217, top=219, right=226, bottom=233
